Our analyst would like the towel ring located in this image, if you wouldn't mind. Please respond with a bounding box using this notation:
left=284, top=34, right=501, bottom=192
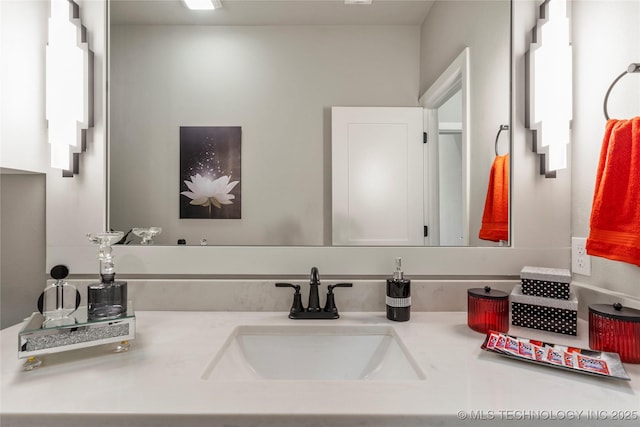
left=603, top=63, right=640, bottom=120
left=494, top=124, right=509, bottom=156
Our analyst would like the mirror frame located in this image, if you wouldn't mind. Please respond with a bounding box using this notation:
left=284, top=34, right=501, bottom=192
left=47, top=0, right=571, bottom=277
left=105, top=0, right=512, bottom=250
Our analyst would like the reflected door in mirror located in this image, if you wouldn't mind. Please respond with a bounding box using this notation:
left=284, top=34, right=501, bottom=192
left=332, top=107, right=424, bottom=246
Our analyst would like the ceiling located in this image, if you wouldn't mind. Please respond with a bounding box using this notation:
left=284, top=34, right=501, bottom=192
left=110, top=0, right=436, bottom=26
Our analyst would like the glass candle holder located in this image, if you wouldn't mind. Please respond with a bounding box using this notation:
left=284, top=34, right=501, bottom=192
left=132, top=227, right=162, bottom=245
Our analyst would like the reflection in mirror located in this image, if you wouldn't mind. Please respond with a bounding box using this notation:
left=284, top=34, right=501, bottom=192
left=331, top=107, right=424, bottom=246
left=108, top=0, right=511, bottom=247
left=420, top=47, right=470, bottom=246
left=437, top=89, right=464, bottom=246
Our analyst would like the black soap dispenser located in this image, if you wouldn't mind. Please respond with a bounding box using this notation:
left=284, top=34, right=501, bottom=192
left=386, top=257, right=411, bottom=322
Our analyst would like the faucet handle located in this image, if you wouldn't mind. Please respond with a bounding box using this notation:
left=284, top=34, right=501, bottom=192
left=328, top=283, right=353, bottom=291
left=323, top=283, right=353, bottom=316
left=276, top=283, right=300, bottom=291
left=275, top=283, right=304, bottom=316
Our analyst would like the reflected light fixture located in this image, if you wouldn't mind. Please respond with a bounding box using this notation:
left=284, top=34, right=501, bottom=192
left=525, top=0, right=572, bottom=178
left=182, top=0, right=223, bottom=10
left=46, top=0, right=93, bottom=177
left=345, top=0, right=373, bottom=4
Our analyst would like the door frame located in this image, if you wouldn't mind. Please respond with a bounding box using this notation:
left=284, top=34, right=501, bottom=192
left=418, top=47, right=470, bottom=246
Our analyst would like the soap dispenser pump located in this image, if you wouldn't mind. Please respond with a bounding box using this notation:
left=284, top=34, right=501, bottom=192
left=386, top=257, right=411, bottom=322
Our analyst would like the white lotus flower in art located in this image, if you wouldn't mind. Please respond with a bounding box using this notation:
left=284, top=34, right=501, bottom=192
left=181, top=174, right=239, bottom=209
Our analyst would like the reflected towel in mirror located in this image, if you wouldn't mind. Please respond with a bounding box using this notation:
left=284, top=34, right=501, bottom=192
left=479, top=154, right=509, bottom=242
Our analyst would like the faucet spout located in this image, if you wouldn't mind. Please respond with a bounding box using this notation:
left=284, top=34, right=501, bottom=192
left=307, top=267, right=321, bottom=312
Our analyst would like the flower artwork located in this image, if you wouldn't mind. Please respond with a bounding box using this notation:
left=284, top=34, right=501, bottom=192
left=181, top=174, right=238, bottom=208
left=179, top=126, right=241, bottom=219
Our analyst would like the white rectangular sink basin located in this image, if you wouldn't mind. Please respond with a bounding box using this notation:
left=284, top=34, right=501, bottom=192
left=202, top=324, right=425, bottom=381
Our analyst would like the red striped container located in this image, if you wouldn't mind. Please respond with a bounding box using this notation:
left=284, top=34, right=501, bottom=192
left=467, top=286, right=509, bottom=334
left=589, top=303, right=640, bottom=364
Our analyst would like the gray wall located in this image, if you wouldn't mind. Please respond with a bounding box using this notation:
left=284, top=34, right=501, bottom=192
left=571, top=0, right=640, bottom=297
left=0, top=0, right=48, bottom=329
left=1, top=174, right=46, bottom=329
left=109, top=25, right=420, bottom=246
left=419, top=0, right=511, bottom=246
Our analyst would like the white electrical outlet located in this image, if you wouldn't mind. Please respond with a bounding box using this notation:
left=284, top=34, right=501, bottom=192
left=572, top=237, right=591, bottom=276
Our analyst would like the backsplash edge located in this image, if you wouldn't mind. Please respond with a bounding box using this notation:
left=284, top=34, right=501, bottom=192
left=53, top=279, right=639, bottom=318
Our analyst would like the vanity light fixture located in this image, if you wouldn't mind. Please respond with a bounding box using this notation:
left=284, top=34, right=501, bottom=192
left=525, top=0, right=572, bottom=178
left=46, top=0, right=93, bottom=177
left=182, top=0, right=222, bottom=10
left=345, top=0, right=373, bottom=5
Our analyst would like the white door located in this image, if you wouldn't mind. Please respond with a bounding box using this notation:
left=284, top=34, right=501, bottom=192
left=332, top=107, right=424, bottom=246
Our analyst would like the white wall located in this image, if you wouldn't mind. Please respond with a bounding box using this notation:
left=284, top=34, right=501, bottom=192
left=507, top=0, right=572, bottom=253
left=0, top=0, right=49, bottom=173
left=109, top=24, right=420, bottom=246
left=0, top=173, right=46, bottom=329
left=4, top=0, right=639, bottom=325
left=46, top=0, right=107, bottom=270
left=419, top=0, right=511, bottom=246
left=571, top=0, right=640, bottom=297
left=1, top=0, right=574, bottom=280
left=0, top=0, right=106, bottom=275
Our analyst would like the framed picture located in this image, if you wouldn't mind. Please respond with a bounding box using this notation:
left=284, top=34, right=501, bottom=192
left=179, top=126, right=241, bottom=219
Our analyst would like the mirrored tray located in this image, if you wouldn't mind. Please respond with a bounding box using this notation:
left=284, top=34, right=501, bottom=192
left=481, top=330, right=631, bottom=381
left=18, top=302, right=135, bottom=359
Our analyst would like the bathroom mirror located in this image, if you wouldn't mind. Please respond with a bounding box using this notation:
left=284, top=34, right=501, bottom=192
left=108, top=0, right=511, bottom=247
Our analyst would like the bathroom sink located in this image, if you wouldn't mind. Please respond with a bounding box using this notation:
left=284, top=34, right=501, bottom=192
left=202, top=324, right=425, bottom=381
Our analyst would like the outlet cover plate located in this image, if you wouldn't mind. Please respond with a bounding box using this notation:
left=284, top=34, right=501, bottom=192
left=572, top=237, right=591, bottom=276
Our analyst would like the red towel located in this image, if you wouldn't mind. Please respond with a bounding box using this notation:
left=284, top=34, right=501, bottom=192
left=479, top=154, right=509, bottom=242
left=587, top=117, right=640, bottom=266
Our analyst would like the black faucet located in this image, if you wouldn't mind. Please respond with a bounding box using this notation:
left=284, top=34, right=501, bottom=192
left=307, top=266, right=321, bottom=312
left=275, top=267, right=352, bottom=319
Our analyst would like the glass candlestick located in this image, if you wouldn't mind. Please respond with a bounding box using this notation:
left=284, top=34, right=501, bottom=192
left=86, top=231, right=128, bottom=320
left=132, top=227, right=162, bottom=245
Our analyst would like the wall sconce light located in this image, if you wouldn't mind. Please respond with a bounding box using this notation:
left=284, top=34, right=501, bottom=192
left=525, top=0, right=572, bottom=178
left=46, top=0, right=93, bottom=177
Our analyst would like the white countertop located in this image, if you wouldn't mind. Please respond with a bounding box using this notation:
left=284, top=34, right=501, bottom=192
left=2, top=311, right=639, bottom=426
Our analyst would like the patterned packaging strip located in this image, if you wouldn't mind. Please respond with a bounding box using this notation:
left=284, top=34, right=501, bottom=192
left=481, top=331, right=631, bottom=380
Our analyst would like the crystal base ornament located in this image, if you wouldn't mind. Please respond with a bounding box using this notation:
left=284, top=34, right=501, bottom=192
left=23, top=356, right=42, bottom=371
left=114, top=340, right=131, bottom=353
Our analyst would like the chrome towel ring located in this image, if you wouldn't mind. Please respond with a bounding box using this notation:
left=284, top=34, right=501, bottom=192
left=603, top=63, right=640, bottom=120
